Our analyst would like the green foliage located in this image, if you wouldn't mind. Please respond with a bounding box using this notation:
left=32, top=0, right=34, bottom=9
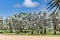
left=0, top=11, right=60, bottom=35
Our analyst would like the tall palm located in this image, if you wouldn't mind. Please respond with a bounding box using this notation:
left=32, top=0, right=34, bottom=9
left=6, top=17, right=13, bottom=33
left=0, top=17, right=3, bottom=30
left=46, top=0, right=60, bottom=34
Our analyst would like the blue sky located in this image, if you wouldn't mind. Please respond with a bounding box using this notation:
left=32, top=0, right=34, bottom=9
left=0, top=0, right=50, bottom=19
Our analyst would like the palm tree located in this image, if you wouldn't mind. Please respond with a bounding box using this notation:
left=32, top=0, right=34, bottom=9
left=13, top=12, right=28, bottom=34
left=12, top=14, right=21, bottom=34
left=28, top=12, right=35, bottom=34
left=38, top=11, right=47, bottom=34
left=51, top=12, right=59, bottom=34
left=6, top=17, right=13, bottom=33
left=0, top=16, right=3, bottom=30
left=46, top=0, right=60, bottom=34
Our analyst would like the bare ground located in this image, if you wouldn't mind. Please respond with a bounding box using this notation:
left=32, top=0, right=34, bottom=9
left=0, top=35, right=60, bottom=40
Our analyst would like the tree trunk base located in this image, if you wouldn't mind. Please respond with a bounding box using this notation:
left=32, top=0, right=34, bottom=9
left=31, top=31, right=33, bottom=34
left=44, top=29, right=46, bottom=34
left=37, top=31, right=39, bottom=33
left=40, top=31, right=43, bottom=34
left=10, top=30, right=13, bottom=33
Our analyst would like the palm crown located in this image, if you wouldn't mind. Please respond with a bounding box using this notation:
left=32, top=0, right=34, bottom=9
left=47, top=0, right=60, bottom=13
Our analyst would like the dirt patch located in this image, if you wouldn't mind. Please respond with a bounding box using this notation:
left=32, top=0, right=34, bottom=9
left=0, top=35, right=60, bottom=40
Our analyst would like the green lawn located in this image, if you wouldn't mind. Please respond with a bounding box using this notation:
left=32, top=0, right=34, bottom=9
left=0, top=30, right=60, bottom=36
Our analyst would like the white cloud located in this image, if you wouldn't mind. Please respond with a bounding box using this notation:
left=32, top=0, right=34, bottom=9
left=23, top=0, right=39, bottom=8
left=13, top=0, right=39, bottom=8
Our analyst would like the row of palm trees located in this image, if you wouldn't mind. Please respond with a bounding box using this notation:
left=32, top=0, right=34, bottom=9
left=0, top=11, right=60, bottom=34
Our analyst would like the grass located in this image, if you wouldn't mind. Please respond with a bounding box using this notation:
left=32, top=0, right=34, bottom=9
left=3, top=33, right=60, bottom=37
left=0, top=30, right=60, bottom=36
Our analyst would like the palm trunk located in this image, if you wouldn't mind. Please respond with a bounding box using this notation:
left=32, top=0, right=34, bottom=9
left=31, top=27, right=34, bottom=34
left=24, top=29, right=26, bottom=33
left=40, top=27, right=43, bottom=34
left=10, top=27, right=13, bottom=33
left=16, top=28, right=20, bottom=34
left=40, top=30, right=43, bottom=34
left=10, top=30, right=13, bottom=33
left=54, top=25, right=56, bottom=34
left=31, top=30, right=33, bottom=34
left=20, top=27, right=23, bottom=32
left=37, top=31, right=39, bottom=33
left=44, top=27, right=46, bottom=34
